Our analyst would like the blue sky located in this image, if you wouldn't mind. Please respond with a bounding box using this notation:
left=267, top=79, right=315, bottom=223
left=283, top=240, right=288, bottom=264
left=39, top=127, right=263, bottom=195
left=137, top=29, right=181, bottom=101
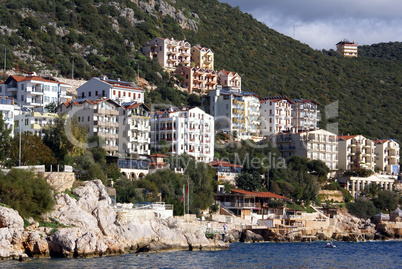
left=219, top=0, right=402, bottom=49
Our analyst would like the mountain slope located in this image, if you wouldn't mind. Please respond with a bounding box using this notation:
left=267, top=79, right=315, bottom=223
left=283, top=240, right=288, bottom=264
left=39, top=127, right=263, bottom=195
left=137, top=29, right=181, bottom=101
left=0, top=0, right=401, bottom=147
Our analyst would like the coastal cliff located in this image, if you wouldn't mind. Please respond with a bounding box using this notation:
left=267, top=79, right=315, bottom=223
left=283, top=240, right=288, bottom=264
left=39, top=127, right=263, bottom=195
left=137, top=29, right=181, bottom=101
left=0, top=180, right=228, bottom=260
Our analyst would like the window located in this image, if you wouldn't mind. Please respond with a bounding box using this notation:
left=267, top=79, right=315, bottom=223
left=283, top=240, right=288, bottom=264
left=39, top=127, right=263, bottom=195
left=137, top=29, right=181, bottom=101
left=128, top=93, right=131, bottom=98
left=113, top=90, right=116, bottom=95
left=95, top=91, right=98, bottom=96
left=89, top=92, right=91, bottom=97
left=82, top=92, right=85, bottom=98
left=21, top=95, right=24, bottom=101
left=102, top=90, right=105, bottom=96
left=0, top=86, right=2, bottom=92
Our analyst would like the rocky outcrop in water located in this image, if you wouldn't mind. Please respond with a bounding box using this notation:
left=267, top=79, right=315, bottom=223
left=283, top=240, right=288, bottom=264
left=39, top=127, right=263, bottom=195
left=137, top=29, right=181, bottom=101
left=0, top=180, right=227, bottom=260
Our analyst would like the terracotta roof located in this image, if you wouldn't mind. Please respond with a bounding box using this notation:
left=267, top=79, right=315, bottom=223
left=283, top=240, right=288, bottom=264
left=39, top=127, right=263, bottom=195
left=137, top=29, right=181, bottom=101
left=63, top=97, right=120, bottom=108
left=292, top=99, right=320, bottom=106
left=207, top=161, right=242, bottom=168
left=337, top=135, right=357, bottom=141
left=149, top=154, right=168, bottom=158
left=231, top=189, right=289, bottom=199
left=372, top=139, right=389, bottom=144
left=7, top=75, right=71, bottom=86
left=260, top=96, right=291, bottom=103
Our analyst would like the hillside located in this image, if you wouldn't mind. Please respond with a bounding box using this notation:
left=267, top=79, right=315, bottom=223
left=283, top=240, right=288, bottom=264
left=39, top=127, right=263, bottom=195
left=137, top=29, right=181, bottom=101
left=0, top=0, right=401, bottom=146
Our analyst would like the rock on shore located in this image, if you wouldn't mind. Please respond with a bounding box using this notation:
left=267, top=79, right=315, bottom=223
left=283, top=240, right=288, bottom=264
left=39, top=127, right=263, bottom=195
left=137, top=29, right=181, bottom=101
left=0, top=180, right=228, bottom=260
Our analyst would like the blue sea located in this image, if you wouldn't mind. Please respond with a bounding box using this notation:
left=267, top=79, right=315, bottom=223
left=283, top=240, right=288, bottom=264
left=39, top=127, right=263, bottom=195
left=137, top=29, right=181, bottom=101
left=2, top=241, right=402, bottom=268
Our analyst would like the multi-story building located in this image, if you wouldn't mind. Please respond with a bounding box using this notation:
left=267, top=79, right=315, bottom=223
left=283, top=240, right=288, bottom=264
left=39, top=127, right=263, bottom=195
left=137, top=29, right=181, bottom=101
left=260, top=96, right=292, bottom=136
left=59, top=97, right=120, bottom=156
left=175, top=66, right=217, bottom=94
left=336, top=40, right=358, bottom=57
left=338, top=135, right=375, bottom=171
left=15, top=111, right=57, bottom=137
left=203, top=86, right=260, bottom=139
left=291, top=100, right=320, bottom=133
left=76, top=76, right=144, bottom=104
left=119, top=102, right=151, bottom=157
left=373, top=139, right=400, bottom=174
left=207, top=160, right=242, bottom=185
left=142, top=37, right=191, bottom=70
left=217, top=70, right=241, bottom=90
left=191, top=46, right=214, bottom=70
left=150, top=107, right=214, bottom=162
left=276, top=129, right=338, bottom=171
left=0, top=72, right=72, bottom=112
left=0, top=97, right=15, bottom=135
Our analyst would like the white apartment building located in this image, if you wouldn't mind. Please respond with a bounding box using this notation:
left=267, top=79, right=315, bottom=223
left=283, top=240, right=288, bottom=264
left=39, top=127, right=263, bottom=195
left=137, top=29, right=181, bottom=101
left=59, top=98, right=120, bottom=156
left=119, top=102, right=151, bottom=157
left=217, top=70, right=241, bottom=90
left=373, top=139, right=400, bottom=174
left=276, top=129, right=338, bottom=171
left=142, top=37, right=191, bottom=70
left=0, top=72, right=72, bottom=112
left=203, top=86, right=261, bottom=139
left=291, top=100, right=320, bottom=133
left=338, top=135, right=375, bottom=171
left=0, top=97, right=15, bottom=136
left=15, top=111, right=57, bottom=137
left=150, top=107, right=214, bottom=162
left=260, top=96, right=292, bottom=136
left=76, top=76, right=144, bottom=104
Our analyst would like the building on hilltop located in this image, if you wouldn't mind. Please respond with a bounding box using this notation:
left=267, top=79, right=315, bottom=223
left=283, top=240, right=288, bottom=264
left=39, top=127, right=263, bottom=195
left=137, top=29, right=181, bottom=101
left=15, top=111, right=57, bottom=137
left=260, top=96, right=292, bottom=136
left=0, top=72, right=72, bottom=112
left=150, top=106, right=214, bottom=162
left=58, top=97, right=121, bottom=156
left=175, top=66, right=217, bottom=94
left=203, top=86, right=261, bottom=140
left=191, top=46, right=214, bottom=70
left=373, top=139, right=400, bottom=174
left=291, top=99, right=320, bottom=133
left=76, top=76, right=144, bottom=104
left=207, top=160, right=242, bottom=186
left=276, top=129, right=338, bottom=171
left=336, top=39, right=358, bottom=57
left=119, top=102, right=151, bottom=157
left=217, top=70, right=241, bottom=90
left=337, top=135, right=375, bottom=171
left=142, top=37, right=191, bottom=71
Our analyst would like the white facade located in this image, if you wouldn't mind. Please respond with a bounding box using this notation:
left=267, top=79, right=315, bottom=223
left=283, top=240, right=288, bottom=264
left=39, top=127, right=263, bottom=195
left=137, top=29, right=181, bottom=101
left=338, top=135, right=376, bottom=171
left=291, top=100, right=320, bottom=133
left=276, top=129, right=338, bottom=171
left=0, top=73, right=72, bottom=112
left=15, top=111, right=57, bottom=137
left=203, top=86, right=261, bottom=139
left=142, top=37, right=191, bottom=70
left=337, top=174, right=395, bottom=199
left=260, top=97, right=292, bottom=136
left=0, top=97, right=15, bottom=136
left=217, top=70, right=241, bottom=90
left=119, top=102, right=151, bottom=157
left=150, top=107, right=214, bottom=162
left=374, top=139, right=400, bottom=174
left=59, top=98, right=120, bottom=156
left=76, top=77, right=144, bottom=104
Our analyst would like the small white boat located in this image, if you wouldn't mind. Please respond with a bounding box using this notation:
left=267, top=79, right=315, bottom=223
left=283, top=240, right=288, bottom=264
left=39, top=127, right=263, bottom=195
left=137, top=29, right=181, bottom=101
left=325, top=242, right=336, bottom=248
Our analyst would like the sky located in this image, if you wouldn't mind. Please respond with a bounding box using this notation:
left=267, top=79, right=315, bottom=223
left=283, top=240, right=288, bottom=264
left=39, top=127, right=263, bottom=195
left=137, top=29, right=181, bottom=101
left=219, top=0, right=402, bottom=50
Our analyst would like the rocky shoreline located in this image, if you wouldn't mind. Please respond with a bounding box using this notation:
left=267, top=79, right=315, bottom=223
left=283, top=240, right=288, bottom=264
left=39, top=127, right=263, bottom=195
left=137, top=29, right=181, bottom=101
left=0, top=180, right=228, bottom=261
left=1, top=179, right=401, bottom=262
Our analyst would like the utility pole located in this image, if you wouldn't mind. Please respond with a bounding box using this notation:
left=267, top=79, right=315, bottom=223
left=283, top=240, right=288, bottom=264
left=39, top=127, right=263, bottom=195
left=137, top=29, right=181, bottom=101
left=18, top=104, right=22, bottom=167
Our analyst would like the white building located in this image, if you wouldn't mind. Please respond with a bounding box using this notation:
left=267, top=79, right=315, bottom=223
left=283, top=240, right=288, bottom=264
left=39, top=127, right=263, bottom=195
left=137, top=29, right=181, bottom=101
left=276, top=129, right=338, bottom=171
left=119, top=102, right=151, bottom=157
left=336, top=40, right=358, bottom=57
left=337, top=174, right=396, bottom=199
left=217, top=70, right=241, bottom=90
left=76, top=77, right=144, bottom=104
left=142, top=37, right=191, bottom=70
left=15, top=111, right=57, bottom=137
left=291, top=100, right=320, bottom=133
left=260, top=96, right=292, bottom=136
left=59, top=98, right=121, bottom=156
left=150, top=107, right=214, bottom=162
left=0, top=97, right=15, bottom=136
left=373, top=139, right=400, bottom=174
left=203, top=86, right=260, bottom=139
left=0, top=72, right=72, bottom=112
left=338, top=135, right=376, bottom=171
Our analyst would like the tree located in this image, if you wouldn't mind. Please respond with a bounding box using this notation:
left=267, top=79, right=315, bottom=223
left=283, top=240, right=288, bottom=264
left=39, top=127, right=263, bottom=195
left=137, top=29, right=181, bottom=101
left=0, top=112, right=12, bottom=166
left=346, top=198, right=379, bottom=219
left=236, top=171, right=262, bottom=191
left=8, top=132, right=56, bottom=166
left=373, top=191, right=399, bottom=212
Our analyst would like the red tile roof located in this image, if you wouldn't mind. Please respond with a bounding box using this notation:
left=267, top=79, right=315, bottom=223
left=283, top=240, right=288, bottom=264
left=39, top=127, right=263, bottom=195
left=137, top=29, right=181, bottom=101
left=149, top=154, right=168, bottom=157
left=207, top=161, right=242, bottom=168
left=7, top=75, right=71, bottom=86
left=232, top=189, right=289, bottom=199
left=372, top=139, right=389, bottom=144
left=337, top=135, right=357, bottom=141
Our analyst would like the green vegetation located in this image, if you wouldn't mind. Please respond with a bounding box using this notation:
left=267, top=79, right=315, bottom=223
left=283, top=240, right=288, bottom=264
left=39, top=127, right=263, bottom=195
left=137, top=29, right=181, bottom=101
left=0, top=169, right=55, bottom=220
left=346, top=198, right=379, bottom=219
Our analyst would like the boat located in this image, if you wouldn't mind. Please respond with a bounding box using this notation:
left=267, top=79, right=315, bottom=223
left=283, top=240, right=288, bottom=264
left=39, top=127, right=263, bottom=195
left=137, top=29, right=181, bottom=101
left=325, top=242, right=336, bottom=248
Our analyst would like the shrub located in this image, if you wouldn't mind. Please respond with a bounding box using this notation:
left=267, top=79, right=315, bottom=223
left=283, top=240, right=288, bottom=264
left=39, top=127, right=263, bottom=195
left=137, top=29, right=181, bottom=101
left=346, top=198, right=379, bottom=219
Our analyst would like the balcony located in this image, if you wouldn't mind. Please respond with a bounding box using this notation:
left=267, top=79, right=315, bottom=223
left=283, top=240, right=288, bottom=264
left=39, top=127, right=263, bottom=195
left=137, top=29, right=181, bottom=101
left=7, top=87, right=17, bottom=92
left=94, top=121, right=118, bottom=127
left=95, top=108, right=119, bottom=115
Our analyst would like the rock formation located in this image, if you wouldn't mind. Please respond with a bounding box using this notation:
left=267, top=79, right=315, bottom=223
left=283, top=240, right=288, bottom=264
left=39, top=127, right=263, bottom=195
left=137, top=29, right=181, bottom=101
left=0, top=180, right=228, bottom=260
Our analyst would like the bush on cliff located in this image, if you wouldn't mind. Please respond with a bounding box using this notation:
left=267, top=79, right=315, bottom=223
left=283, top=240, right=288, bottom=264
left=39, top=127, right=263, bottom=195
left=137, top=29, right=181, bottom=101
left=346, top=198, right=379, bottom=219
left=0, top=169, right=55, bottom=220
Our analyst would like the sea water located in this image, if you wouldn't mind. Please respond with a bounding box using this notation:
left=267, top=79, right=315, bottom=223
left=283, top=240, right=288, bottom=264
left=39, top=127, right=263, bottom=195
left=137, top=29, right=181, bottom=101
left=2, top=241, right=402, bottom=268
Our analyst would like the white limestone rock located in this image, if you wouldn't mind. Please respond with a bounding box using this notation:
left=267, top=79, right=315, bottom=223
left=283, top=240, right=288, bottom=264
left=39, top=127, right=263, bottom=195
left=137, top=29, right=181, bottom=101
left=0, top=206, right=24, bottom=229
